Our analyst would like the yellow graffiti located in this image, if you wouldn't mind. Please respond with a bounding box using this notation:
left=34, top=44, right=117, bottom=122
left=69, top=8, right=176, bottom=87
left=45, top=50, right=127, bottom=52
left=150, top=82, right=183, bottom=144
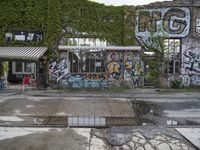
left=107, top=61, right=120, bottom=74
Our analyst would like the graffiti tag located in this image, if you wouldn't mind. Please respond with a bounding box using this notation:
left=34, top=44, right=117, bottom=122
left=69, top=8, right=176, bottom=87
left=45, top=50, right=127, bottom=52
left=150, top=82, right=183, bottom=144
left=184, top=50, right=200, bottom=73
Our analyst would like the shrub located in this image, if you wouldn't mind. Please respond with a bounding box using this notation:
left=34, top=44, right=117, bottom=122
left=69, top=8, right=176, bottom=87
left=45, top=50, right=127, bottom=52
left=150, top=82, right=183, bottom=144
left=171, top=80, right=181, bottom=88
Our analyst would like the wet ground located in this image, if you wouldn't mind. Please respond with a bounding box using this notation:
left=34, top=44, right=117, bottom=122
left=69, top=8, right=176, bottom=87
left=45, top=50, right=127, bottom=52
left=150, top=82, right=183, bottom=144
left=130, top=100, right=200, bottom=127
left=0, top=94, right=200, bottom=127
left=0, top=88, right=200, bottom=149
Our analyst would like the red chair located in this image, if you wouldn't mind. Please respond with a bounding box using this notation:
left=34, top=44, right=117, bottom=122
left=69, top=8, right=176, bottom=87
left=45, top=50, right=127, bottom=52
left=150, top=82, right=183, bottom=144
left=20, top=75, right=31, bottom=92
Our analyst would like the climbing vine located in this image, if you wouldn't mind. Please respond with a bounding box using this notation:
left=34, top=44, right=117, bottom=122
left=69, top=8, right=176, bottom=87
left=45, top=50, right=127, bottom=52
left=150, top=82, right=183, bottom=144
left=0, top=0, right=136, bottom=48
left=0, top=0, right=47, bottom=46
left=63, top=0, right=125, bottom=45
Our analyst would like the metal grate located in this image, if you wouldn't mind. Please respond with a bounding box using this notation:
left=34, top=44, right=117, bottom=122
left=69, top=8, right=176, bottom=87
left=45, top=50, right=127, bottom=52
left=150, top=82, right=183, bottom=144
left=68, top=116, right=105, bottom=127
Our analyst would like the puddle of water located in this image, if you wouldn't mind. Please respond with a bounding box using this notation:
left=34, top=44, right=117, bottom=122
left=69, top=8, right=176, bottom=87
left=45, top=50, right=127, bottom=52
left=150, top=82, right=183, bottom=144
left=142, top=122, right=155, bottom=126
left=130, top=101, right=153, bottom=117
left=26, top=105, right=35, bottom=109
left=166, top=118, right=200, bottom=126
left=164, top=109, right=200, bottom=118
left=167, top=119, right=178, bottom=126
left=0, top=116, right=24, bottom=122
left=4, top=100, right=199, bottom=127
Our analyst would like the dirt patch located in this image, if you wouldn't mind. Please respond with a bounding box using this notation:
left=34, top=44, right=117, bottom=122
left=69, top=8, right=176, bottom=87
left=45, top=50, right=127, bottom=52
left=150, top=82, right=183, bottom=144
left=0, top=128, right=88, bottom=150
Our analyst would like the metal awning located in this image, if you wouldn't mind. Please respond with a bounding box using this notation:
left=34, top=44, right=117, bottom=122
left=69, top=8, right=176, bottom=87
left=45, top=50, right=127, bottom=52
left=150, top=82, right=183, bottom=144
left=58, top=45, right=141, bottom=51
left=0, top=47, right=48, bottom=61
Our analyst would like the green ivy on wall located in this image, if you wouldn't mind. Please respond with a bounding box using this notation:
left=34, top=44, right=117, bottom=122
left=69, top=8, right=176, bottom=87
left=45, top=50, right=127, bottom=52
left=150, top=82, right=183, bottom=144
left=0, top=0, right=136, bottom=49
left=63, top=0, right=125, bottom=45
left=0, top=0, right=47, bottom=45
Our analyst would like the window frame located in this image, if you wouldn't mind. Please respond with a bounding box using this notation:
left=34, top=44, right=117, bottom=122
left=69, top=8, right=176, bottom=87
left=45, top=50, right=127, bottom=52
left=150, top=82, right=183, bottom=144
left=12, top=62, right=35, bottom=74
left=163, top=38, right=181, bottom=74
left=69, top=49, right=106, bottom=73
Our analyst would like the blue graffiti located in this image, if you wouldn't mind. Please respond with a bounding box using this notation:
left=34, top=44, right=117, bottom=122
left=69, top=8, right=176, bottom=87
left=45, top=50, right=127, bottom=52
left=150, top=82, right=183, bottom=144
left=68, top=74, right=85, bottom=88
left=84, top=80, right=108, bottom=88
left=51, top=72, right=108, bottom=88
left=50, top=59, right=108, bottom=88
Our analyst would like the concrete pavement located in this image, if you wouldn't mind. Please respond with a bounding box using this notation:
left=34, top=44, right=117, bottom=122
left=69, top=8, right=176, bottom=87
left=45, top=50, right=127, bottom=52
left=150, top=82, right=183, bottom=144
left=176, top=128, right=200, bottom=149
left=0, top=87, right=200, bottom=149
left=0, top=127, right=197, bottom=150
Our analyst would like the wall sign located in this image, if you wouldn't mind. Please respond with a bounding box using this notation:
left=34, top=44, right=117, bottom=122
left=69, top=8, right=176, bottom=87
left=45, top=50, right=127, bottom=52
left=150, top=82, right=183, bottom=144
left=5, top=31, right=43, bottom=42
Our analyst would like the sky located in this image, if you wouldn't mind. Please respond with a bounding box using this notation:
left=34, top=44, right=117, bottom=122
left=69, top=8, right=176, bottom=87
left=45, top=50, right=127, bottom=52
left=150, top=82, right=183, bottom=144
left=90, top=0, right=172, bottom=6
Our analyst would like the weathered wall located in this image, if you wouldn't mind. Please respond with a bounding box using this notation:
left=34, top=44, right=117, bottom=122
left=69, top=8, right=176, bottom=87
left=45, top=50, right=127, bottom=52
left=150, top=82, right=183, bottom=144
left=182, top=38, right=200, bottom=74
left=181, top=38, right=200, bottom=86
left=107, top=51, right=142, bottom=87
left=180, top=1, right=200, bottom=86
left=136, top=0, right=200, bottom=87
left=135, top=7, right=190, bottom=52
left=49, top=50, right=143, bottom=88
left=49, top=55, right=108, bottom=88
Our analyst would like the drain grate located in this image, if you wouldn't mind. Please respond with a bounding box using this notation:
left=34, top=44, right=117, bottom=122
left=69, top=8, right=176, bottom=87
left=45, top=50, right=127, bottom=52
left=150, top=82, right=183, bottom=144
left=68, top=116, right=105, bottom=127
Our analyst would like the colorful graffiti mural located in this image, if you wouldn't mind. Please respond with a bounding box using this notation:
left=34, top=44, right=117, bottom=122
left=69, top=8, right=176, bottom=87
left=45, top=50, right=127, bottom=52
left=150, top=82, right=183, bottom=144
left=49, top=50, right=142, bottom=88
left=135, top=7, right=191, bottom=52
left=106, top=51, right=142, bottom=87
left=107, top=61, right=121, bottom=79
left=49, top=59, right=108, bottom=88
left=107, top=52, right=123, bottom=79
left=61, top=73, right=108, bottom=88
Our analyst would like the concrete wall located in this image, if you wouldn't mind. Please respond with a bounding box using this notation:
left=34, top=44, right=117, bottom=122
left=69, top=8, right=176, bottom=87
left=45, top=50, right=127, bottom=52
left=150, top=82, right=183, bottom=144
left=181, top=38, right=200, bottom=86
left=107, top=51, right=143, bottom=88
left=49, top=50, right=143, bottom=88
left=136, top=0, right=200, bottom=87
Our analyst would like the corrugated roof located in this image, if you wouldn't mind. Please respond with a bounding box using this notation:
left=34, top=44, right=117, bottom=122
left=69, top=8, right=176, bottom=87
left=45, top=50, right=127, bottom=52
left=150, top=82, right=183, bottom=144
left=58, top=45, right=141, bottom=51
left=0, top=47, right=47, bottom=61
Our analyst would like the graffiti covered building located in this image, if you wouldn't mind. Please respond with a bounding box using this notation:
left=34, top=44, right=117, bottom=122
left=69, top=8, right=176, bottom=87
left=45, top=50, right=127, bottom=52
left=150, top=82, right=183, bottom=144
left=49, top=0, right=200, bottom=88
left=136, top=0, right=200, bottom=87
left=49, top=44, right=142, bottom=88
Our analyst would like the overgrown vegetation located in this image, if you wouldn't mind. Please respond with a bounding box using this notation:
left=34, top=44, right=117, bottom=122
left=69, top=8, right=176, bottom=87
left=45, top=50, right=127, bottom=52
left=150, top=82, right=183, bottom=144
left=171, top=80, right=181, bottom=88
left=0, top=0, right=136, bottom=48
left=145, top=56, right=164, bottom=87
left=0, top=62, right=8, bottom=77
left=0, top=0, right=47, bottom=46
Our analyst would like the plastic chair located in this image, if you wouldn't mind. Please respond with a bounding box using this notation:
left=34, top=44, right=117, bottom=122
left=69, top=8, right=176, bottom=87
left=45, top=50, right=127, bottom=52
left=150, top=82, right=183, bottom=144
left=20, top=76, right=31, bottom=92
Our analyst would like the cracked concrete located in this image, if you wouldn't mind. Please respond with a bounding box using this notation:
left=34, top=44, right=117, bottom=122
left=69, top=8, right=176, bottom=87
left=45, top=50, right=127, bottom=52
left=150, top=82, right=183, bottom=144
left=0, top=127, right=196, bottom=150
left=91, top=127, right=196, bottom=150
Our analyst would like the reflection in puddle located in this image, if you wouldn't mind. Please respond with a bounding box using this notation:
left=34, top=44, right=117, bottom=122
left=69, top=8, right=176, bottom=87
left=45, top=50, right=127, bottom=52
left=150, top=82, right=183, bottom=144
left=142, top=122, right=154, bottom=126
left=167, top=119, right=178, bottom=126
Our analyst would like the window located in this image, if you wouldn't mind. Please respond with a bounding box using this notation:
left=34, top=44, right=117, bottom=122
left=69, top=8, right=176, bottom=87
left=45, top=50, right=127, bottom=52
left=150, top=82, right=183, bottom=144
left=66, top=38, right=108, bottom=46
left=13, top=62, right=35, bottom=74
left=24, top=62, right=32, bottom=72
left=164, top=39, right=181, bottom=74
left=66, top=37, right=108, bottom=73
left=15, top=62, right=23, bottom=73
left=69, top=50, right=106, bottom=73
